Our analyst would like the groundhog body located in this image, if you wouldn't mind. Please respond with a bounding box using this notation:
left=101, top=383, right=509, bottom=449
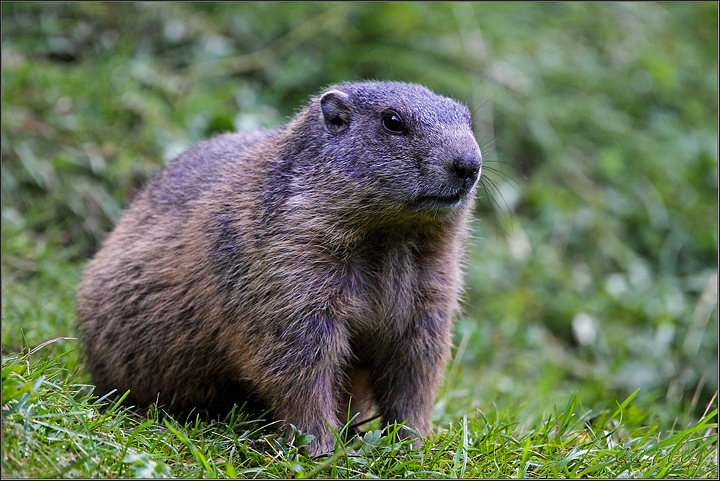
left=77, top=81, right=482, bottom=454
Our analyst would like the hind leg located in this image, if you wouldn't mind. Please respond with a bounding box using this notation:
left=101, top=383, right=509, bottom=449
left=339, top=367, right=377, bottom=437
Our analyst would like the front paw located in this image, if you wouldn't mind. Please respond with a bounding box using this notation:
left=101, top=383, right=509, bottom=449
left=306, top=437, right=336, bottom=457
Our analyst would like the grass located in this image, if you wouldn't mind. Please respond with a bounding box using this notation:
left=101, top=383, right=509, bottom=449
left=2, top=348, right=717, bottom=478
left=2, top=233, right=716, bottom=477
left=3, top=220, right=713, bottom=478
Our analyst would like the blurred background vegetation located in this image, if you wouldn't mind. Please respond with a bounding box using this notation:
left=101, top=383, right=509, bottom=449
left=2, top=2, right=717, bottom=429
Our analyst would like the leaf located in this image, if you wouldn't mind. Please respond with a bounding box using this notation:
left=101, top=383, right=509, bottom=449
left=122, top=453, right=171, bottom=479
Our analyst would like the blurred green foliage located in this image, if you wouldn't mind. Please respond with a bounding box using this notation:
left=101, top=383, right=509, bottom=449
left=2, top=2, right=717, bottom=426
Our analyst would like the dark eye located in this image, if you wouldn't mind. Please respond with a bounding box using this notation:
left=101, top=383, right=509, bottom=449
left=382, top=112, right=406, bottom=135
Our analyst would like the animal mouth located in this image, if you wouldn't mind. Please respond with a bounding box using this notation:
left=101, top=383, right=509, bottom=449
left=417, top=190, right=464, bottom=207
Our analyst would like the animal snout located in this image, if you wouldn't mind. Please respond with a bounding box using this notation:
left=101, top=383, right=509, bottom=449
left=451, top=154, right=482, bottom=189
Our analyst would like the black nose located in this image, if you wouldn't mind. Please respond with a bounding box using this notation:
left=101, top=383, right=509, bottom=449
left=451, top=156, right=481, bottom=188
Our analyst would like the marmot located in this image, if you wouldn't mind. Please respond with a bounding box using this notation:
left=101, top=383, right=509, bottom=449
left=77, top=81, right=482, bottom=455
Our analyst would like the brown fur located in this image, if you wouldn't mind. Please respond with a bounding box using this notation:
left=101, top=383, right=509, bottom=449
left=77, top=81, right=482, bottom=455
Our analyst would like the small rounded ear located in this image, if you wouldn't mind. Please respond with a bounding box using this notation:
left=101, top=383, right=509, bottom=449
left=320, top=90, right=352, bottom=133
